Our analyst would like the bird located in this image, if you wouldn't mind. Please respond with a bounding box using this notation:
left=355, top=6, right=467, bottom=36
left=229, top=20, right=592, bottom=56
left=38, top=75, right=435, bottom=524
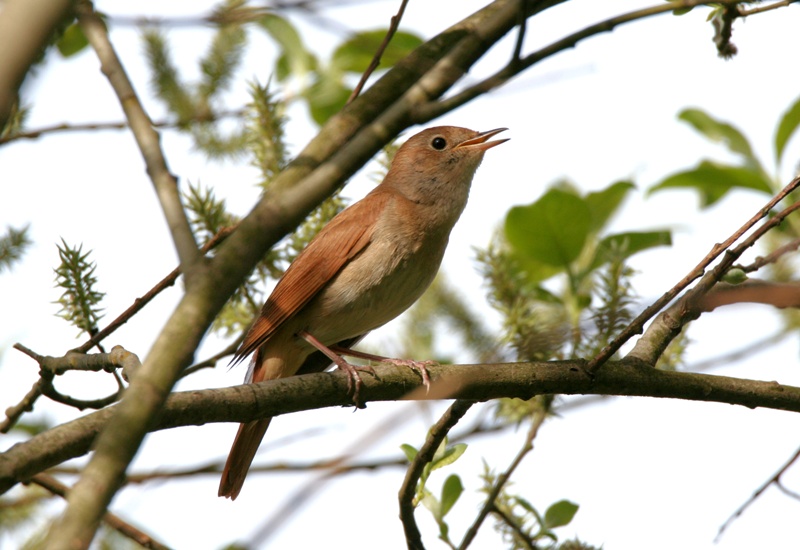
left=219, top=125, right=508, bottom=499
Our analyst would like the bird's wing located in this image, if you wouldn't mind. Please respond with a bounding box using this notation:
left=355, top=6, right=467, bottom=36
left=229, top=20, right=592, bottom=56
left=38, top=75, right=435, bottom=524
left=232, top=192, right=387, bottom=363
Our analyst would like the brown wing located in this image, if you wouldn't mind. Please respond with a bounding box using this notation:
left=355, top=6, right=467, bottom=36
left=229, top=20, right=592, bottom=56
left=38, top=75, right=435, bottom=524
left=232, top=192, right=388, bottom=363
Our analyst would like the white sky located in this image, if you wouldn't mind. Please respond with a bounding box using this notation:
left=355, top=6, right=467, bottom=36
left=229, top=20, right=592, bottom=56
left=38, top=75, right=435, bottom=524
left=2, top=1, right=800, bottom=549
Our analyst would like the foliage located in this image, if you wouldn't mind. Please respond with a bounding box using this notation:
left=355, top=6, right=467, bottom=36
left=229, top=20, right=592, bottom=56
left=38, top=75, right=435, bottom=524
left=52, top=239, right=105, bottom=338
left=0, top=225, right=32, bottom=273
left=481, top=462, right=580, bottom=550
left=478, top=180, right=671, bottom=361
left=401, top=437, right=468, bottom=546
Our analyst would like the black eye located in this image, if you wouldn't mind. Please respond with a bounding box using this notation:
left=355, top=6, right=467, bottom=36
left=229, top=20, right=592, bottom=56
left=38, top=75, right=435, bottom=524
left=431, top=137, right=447, bottom=150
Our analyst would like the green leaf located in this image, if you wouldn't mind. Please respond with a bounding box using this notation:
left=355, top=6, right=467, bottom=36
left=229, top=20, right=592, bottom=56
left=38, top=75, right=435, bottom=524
left=258, top=14, right=316, bottom=81
left=775, top=95, right=800, bottom=164
left=505, top=189, right=591, bottom=267
left=678, top=108, right=758, bottom=165
left=400, top=444, right=418, bottom=462
left=57, top=22, right=89, bottom=57
left=431, top=443, right=467, bottom=472
left=666, top=0, right=694, bottom=15
left=584, top=181, right=635, bottom=233
left=331, top=30, right=423, bottom=73
left=592, top=230, right=672, bottom=269
left=543, top=500, right=579, bottom=529
left=440, top=475, right=463, bottom=518
left=421, top=491, right=440, bottom=517
left=305, top=72, right=351, bottom=125
left=649, top=160, right=773, bottom=207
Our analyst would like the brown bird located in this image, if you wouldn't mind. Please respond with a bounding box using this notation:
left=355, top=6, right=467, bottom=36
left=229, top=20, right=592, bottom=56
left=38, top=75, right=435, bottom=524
left=219, top=125, right=508, bottom=499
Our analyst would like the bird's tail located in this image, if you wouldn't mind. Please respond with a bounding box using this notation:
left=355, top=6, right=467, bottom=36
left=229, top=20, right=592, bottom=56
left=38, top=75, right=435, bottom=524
left=218, top=418, right=272, bottom=500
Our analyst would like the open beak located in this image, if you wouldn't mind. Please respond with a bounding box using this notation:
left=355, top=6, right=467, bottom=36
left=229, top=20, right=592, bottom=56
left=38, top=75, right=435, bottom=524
left=455, top=127, right=509, bottom=151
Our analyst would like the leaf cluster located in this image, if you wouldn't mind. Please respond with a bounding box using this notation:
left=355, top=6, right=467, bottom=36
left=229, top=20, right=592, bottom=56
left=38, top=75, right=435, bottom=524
left=52, top=239, right=105, bottom=338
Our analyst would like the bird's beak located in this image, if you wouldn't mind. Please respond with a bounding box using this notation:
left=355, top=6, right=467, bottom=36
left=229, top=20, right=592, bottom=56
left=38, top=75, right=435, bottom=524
left=455, top=127, right=509, bottom=151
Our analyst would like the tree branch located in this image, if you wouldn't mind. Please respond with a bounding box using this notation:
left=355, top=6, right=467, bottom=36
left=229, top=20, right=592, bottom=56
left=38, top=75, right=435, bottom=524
left=399, top=399, right=475, bottom=550
left=416, top=0, right=773, bottom=122
left=458, top=407, right=546, bottom=549
left=77, top=1, right=201, bottom=276
left=48, top=1, right=560, bottom=546
left=4, top=360, right=800, bottom=496
left=0, top=0, right=76, bottom=129
left=29, top=474, right=171, bottom=550
left=593, top=174, right=800, bottom=371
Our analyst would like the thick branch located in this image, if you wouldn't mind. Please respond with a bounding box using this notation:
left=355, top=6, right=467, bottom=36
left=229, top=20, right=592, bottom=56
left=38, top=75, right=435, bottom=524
left=3, top=360, right=800, bottom=496
left=0, top=0, right=76, bottom=129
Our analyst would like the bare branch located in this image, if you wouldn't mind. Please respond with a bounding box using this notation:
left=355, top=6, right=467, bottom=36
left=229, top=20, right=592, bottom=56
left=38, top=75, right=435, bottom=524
left=30, top=474, right=171, bottom=550
left=399, top=399, right=475, bottom=550
left=0, top=0, right=76, bottom=129
left=415, top=0, right=776, bottom=122
left=458, top=408, right=545, bottom=549
left=593, top=175, right=800, bottom=371
left=5, top=360, right=800, bottom=496
left=346, top=0, right=410, bottom=104
left=629, top=189, right=800, bottom=365
left=715, top=444, right=800, bottom=542
left=0, top=108, right=245, bottom=145
left=77, top=1, right=201, bottom=276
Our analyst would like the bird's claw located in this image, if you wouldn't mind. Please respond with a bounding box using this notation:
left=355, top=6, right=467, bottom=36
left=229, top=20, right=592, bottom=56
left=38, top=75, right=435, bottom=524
left=334, top=360, right=375, bottom=409
left=380, top=358, right=436, bottom=392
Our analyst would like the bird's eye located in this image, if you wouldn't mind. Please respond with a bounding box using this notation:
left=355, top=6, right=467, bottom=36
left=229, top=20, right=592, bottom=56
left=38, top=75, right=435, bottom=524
left=431, top=137, right=447, bottom=150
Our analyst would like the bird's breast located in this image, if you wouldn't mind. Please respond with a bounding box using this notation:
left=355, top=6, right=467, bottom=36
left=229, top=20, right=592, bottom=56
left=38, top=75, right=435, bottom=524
left=302, top=219, right=450, bottom=344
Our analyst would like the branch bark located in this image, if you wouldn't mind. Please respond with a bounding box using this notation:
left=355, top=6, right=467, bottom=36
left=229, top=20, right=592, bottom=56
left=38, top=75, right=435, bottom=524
left=0, top=0, right=76, bottom=129
left=4, top=359, right=800, bottom=496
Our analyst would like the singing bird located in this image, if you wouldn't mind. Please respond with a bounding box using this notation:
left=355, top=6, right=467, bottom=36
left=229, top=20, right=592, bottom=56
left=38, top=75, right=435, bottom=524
left=219, top=126, right=508, bottom=499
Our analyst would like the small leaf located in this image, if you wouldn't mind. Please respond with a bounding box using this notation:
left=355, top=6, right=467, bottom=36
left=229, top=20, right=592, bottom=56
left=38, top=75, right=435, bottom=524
left=775, top=95, right=800, bottom=164
left=440, top=475, right=464, bottom=518
left=421, top=489, right=440, bottom=513
left=305, top=72, right=351, bottom=125
left=331, top=30, right=423, bottom=73
left=431, top=443, right=467, bottom=472
left=592, top=230, right=672, bottom=269
left=678, top=108, right=758, bottom=165
left=505, top=189, right=591, bottom=267
left=584, top=181, right=635, bottom=233
left=667, top=0, right=694, bottom=15
left=57, top=22, right=89, bottom=57
left=543, top=500, right=579, bottom=529
left=722, top=268, right=747, bottom=284
left=400, top=444, right=418, bottom=462
left=259, top=14, right=316, bottom=81
left=649, top=160, right=773, bottom=207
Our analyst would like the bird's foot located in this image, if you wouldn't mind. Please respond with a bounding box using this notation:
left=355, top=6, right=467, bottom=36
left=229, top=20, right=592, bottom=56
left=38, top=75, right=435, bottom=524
left=379, top=358, right=436, bottom=392
left=329, top=344, right=436, bottom=392
left=331, top=356, right=375, bottom=408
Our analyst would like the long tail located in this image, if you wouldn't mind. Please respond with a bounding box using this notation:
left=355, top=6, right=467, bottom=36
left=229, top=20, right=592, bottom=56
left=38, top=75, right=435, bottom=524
left=218, top=418, right=272, bottom=500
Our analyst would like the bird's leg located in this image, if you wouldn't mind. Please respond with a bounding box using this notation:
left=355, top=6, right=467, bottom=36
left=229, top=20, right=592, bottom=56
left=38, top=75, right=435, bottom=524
left=297, top=330, right=374, bottom=408
left=329, top=346, right=435, bottom=392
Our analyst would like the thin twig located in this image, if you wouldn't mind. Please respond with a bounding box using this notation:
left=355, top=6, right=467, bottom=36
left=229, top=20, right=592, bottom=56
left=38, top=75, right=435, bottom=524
left=489, top=503, right=536, bottom=550
left=458, top=408, right=546, bottom=549
left=589, top=175, right=800, bottom=372
left=0, top=109, right=245, bottom=145
left=739, top=0, right=799, bottom=17
left=78, top=1, right=200, bottom=275
left=346, top=0, right=410, bottom=104
left=0, top=379, right=43, bottom=433
left=737, top=236, right=800, bottom=273
left=715, top=444, right=800, bottom=542
left=415, top=0, right=772, bottom=122
left=74, top=226, right=233, bottom=354
left=399, top=399, right=475, bottom=550
left=30, top=474, right=172, bottom=550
